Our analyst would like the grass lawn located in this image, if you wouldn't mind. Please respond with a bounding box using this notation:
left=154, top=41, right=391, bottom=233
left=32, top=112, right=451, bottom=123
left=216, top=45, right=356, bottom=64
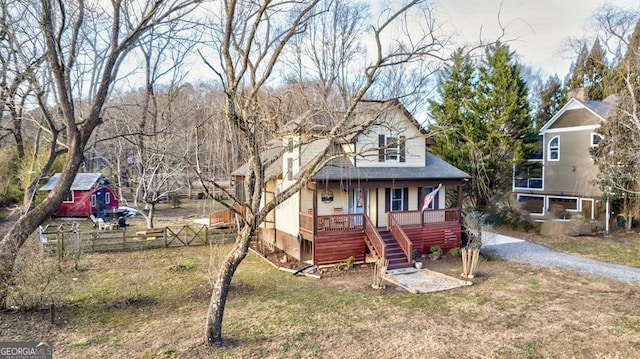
left=2, top=238, right=640, bottom=358
left=2, top=204, right=640, bottom=358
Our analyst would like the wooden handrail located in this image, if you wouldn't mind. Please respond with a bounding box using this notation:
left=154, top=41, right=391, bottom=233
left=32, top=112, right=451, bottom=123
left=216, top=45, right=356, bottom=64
left=363, top=213, right=386, bottom=260
left=388, top=213, right=412, bottom=263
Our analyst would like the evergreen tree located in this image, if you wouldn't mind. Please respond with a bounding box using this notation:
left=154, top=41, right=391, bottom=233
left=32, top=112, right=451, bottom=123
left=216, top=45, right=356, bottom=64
left=567, top=44, right=589, bottom=90
left=428, top=48, right=477, bottom=173
left=585, top=38, right=608, bottom=100
left=472, top=42, right=535, bottom=209
left=534, top=75, right=565, bottom=130
left=616, top=19, right=640, bottom=91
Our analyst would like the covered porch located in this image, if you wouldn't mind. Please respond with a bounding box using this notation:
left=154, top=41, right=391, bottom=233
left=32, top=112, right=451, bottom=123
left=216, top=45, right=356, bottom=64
left=299, top=208, right=462, bottom=269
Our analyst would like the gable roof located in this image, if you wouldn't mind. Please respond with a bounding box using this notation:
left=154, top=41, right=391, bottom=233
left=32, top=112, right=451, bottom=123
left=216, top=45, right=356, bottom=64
left=280, top=100, right=430, bottom=142
left=539, top=96, right=617, bottom=133
left=40, top=173, right=103, bottom=191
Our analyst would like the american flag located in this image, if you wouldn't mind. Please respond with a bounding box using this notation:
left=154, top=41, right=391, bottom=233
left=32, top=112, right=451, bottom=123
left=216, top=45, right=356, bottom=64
left=422, top=184, right=442, bottom=211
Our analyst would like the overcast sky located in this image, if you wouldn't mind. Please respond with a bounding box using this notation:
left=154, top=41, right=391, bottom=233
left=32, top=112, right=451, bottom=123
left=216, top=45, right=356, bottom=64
left=432, top=0, right=640, bottom=77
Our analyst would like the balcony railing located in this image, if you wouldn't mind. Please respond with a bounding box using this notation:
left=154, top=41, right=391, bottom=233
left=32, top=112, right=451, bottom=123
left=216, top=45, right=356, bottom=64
left=514, top=178, right=543, bottom=189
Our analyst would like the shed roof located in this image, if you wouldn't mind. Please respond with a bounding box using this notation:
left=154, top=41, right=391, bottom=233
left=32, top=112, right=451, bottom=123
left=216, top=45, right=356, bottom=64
left=40, top=173, right=103, bottom=191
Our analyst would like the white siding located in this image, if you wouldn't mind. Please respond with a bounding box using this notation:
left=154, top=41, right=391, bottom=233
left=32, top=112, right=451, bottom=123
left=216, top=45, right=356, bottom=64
left=275, top=182, right=300, bottom=237
left=355, top=108, right=425, bottom=167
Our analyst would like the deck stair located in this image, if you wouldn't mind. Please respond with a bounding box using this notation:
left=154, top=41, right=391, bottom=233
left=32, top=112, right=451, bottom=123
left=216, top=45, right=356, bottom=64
left=377, top=229, right=412, bottom=270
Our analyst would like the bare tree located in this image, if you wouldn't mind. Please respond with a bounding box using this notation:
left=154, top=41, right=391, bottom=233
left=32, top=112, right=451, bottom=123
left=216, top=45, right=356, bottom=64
left=95, top=20, right=201, bottom=228
left=197, top=0, right=447, bottom=345
left=0, top=0, right=200, bottom=309
left=588, top=6, right=640, bottom=229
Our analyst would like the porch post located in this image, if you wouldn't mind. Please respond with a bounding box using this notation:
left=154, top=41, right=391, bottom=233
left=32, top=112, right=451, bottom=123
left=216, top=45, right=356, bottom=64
left=457, top=183, right=464, bottom=223
left=420, top=187, right=424, bottom=228
left=313, top=186, right=318, bottom=236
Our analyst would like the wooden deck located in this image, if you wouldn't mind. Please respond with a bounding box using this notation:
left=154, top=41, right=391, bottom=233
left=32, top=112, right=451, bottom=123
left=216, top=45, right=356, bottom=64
left=300, top=209, right=462, bottom=267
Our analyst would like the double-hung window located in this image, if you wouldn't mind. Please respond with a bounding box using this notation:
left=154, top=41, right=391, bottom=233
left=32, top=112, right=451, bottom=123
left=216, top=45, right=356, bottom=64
left=385, top=136, right=400, bottom=162
left=378, top=135, right=405, bottom=162
left=390, top=188, right=403, bottom=211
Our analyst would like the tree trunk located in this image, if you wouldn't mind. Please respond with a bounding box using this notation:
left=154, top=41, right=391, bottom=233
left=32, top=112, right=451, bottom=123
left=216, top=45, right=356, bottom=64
left=0, top=200, right=60, bottom=308
left=205, top=224, right=253, bottom=345
left=146, top=204, right=155, bottom=229
left=0, top=147, right=85, bottom=309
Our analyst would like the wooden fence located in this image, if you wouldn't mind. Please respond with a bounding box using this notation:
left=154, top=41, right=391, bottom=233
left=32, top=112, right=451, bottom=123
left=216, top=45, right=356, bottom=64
left=41, top=224, right=235, bottom=255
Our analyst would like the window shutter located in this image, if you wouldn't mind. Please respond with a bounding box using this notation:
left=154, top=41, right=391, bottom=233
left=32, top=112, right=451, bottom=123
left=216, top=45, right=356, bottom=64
left=385, top=188, right=390, bottom=213
left=399, top=136, right=406, bottom=162
left=378, top=135, right=385, bottom=162
left=403, top=188, right=409, bottom=211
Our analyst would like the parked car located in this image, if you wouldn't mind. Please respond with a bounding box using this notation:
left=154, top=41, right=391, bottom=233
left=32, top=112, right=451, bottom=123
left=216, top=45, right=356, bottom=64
left=117, top=206, right=139, bottom=217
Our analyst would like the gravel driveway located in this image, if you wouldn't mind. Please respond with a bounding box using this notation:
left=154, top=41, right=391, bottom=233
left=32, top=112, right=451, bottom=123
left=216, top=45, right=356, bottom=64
left=481, top=231, right=640, bottom=286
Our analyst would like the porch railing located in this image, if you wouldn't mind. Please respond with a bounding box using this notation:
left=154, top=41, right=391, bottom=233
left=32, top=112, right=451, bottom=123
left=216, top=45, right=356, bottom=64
left=299, top=212, right=314, bottom=235
left=363, top=213, right=385, bottom=260
left=388, top=213, right=412, bottom=264
left=389, top=208, right=460, bottom=227
left=317, top=214, right=363, bottom=232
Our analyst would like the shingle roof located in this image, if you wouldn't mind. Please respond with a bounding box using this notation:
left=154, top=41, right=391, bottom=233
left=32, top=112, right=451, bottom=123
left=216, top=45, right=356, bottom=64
left=583, top=95, right=617, bottom=118
left=231, top=146, right=283, bottom=181
left=40, top=173, right=102, bottom=191
left=312, top=152, right=469, bottom=181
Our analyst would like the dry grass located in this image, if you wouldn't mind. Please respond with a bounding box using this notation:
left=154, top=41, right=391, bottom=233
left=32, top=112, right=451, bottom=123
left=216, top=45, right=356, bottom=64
left=2, top=241, right=640, bottom=359
left=2, top=206, right=640, bottom=358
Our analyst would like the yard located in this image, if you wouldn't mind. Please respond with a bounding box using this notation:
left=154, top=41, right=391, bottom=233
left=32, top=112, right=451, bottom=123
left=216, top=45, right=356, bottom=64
left=1, top=203, right=640, bottom=358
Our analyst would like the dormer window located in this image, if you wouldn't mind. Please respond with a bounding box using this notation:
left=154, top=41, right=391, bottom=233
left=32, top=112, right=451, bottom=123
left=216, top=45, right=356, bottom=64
left=378, top=135, right=406, bottom=162
left=548, top=136, right=559, bottom=161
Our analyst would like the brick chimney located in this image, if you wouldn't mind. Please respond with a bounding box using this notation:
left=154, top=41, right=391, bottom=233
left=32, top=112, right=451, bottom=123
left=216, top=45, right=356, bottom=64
left=567, top=87, right=589, bottom=102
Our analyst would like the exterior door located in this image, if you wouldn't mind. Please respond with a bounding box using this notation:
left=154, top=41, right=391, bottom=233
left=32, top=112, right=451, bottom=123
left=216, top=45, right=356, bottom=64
left=350, top=189, right=368, bottom=225
left=581, top=199, right=594, bottom=220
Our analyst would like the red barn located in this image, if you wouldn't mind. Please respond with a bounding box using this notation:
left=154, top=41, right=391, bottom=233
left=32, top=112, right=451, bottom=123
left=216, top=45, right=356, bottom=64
left=40, top=173, right=119, bottom=218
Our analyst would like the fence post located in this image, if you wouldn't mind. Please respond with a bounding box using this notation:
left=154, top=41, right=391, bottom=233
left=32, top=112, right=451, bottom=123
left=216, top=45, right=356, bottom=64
left=164, top=227, right=168, bottom=248
left=73, top=224, right=80, bottom=271
left=56, top=230, right=64, bottom=264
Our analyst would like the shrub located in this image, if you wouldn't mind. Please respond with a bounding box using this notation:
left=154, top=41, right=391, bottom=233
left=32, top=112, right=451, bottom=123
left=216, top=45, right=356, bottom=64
left=345, top=256, right=355, bottom=268
left=448, top=247, right=462, bottom=257
left=428, top=245, right=442, bottom=260
left=9, top=243, right=68, bottom=310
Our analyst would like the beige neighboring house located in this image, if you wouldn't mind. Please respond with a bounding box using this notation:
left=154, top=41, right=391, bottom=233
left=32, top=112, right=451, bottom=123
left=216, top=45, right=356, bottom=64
left=231, top=101, right=470, bottom=270
left=514, top=88, right=617, bottom=221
